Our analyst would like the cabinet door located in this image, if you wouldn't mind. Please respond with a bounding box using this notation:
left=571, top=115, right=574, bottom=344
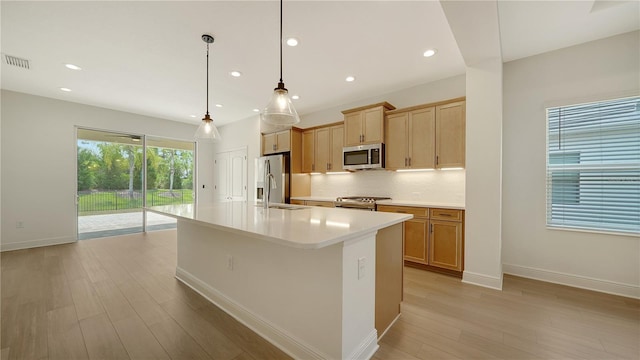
left=276, top=130, right=291, bottom=152
left=436, top=101, right=465, bottom=168
left=306, top=200, right=335, bottom=208
left=429, top=220, right=463, bottom=271
left=263, top=133, right=276, bottom=155
left=302, top=130, right=315, bottom=173
left=363, top=107, right=384, bottom=144
left=409, top=107, right=435, bottom=168
left=315, top=128, right=331, bottom=172
left=344, top=112, right=363, bottom=146
left=385, top=112, right=408, bottom=169
left=404, top=218, right=428, bottom=264
left=329, top=125, right=344, bottom=172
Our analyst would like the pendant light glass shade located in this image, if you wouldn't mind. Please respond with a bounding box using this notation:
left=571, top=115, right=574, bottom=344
left=261, top=85, right=300, bottom=126
left=194, top=114, right=221, bottom=141
left=195, top=34, right=221, bottom=142
left=262, top=0, right=300, bottom=126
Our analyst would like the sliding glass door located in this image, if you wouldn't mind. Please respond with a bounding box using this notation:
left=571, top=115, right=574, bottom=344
left=77, top=129, right=144, bottom=239
left=76, top=129, right=195, bottom=239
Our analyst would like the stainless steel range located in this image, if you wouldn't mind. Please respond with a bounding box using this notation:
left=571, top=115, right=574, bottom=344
left=334, top=196, right=391, bottom=211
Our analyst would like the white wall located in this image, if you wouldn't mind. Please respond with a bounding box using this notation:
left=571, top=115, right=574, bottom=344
left=0, top=90, right=211, bottom=251
left=463, top=57, right=504, bottom=290
left=310, top=170, right=465, bottom=204
left=212, top=115, right=261, bottom=202
left=502, top=31, right=640, bottom=298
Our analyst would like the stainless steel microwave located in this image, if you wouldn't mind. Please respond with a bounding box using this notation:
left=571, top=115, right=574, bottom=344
left=343, top=143, right=384, bottom=170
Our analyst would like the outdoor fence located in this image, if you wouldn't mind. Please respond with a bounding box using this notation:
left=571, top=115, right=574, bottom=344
left=78, top=189, right=193, bottom=215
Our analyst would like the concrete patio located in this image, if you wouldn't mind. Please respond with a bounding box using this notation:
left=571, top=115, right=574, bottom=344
left=78, top=211, right=176, bottom=239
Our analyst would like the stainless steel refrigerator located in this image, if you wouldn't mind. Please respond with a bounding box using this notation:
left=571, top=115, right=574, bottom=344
left=255, top=153, right=290, bottom=204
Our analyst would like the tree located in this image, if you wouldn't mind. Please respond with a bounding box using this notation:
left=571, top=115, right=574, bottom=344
left=77, top=148, right=99, bottom=191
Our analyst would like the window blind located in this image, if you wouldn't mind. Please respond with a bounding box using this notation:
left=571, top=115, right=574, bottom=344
left=546, top=96, right=640, bottom=234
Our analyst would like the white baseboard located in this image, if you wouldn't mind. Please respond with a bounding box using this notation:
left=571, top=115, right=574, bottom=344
left=503, top=263, right=640, bottom=299
left=347, top=329, right=379, bottom=360
left=378, top=313, right=401, bottom=341
left=462, top=270, right=503, bottom=290
left=176, top=267, right=334, bottom=360
left=1, top=236, right=76, bottom=252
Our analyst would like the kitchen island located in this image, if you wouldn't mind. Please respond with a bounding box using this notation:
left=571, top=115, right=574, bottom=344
left=146, top=202, right=411, bottom=360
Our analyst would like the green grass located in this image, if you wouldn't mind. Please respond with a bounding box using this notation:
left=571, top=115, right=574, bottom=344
left=78, top=189, right=193, bottom=215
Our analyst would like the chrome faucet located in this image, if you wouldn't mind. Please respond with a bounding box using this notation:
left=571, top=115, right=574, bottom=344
left=263, top=159, right=277, bottom=209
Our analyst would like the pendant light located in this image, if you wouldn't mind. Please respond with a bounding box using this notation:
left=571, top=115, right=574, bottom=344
left=195, top=34, right=222, bottom=142
left=260, top=0, right=300, bottom=126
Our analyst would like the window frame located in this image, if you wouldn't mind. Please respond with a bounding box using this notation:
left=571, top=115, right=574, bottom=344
left=544, top=96, right=640, bottom=236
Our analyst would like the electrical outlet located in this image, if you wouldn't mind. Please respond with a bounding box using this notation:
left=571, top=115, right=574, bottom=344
left=358, top=257, right=366, bottom=279
left=226, top=255, right=233, bottom=271
left=16, top=221, right=24, bottom=229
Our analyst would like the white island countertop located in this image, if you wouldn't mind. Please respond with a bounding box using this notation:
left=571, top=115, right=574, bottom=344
left=146, top=202, right=412, bottom=250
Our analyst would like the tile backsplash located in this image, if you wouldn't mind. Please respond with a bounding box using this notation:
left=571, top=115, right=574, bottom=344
left=310, top=169, right=465, bottom=204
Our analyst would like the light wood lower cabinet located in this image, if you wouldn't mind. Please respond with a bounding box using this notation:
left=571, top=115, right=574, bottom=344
left=290, top=199, right=335, bottom=207
left=404, top=218, right=428, bottom=264
left=378, top=205, right=464, bottom=274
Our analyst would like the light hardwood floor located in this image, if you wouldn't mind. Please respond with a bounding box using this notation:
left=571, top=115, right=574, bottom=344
left=2, top=230, right=639, bottom=360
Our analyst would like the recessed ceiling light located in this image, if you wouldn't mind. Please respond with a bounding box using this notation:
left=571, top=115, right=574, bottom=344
left=286, top=37, right=299, bottom=47
left=60, top=87, right=72, bottom=92
left=215, top=104, right=223, bottom=108
left=190, top=115, right=197, bottom=118
left=423, top=48, right=437, bottom=57
left=253, top=108, right=260, bottom=112
left=345, top=76, right=356, bottom=82
left=291, top=95, right=300, bottom=100
left=65, top=63, right=82, bottom=70
left=230, top=71, right=242, bottom=77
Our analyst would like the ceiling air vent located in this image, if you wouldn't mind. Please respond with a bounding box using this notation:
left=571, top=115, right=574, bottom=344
left=3, top=54, right=30, bottom=69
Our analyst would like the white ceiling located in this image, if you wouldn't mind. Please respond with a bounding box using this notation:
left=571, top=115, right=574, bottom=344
left=2, top=1, right=638, bottom=128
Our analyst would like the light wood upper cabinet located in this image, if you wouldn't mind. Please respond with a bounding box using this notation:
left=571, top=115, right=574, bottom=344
left=410, top=108, right=436, bottom=168
left=262, top=130, right=291, bottom=155
left=302, top=130, right=315, bottom=173
left=385, top=113, right=408, bottom=169
left=330, top=126, right=344, bottom=172
left=435, top=101, right=466, bottom=168
left=385, top=107, right=435, bottom=170
left=315, top=127, right=331, bottom=172
left=301, top=124, right=344, bottom=173
left=342, top=102, right=395, bottom=146
left=385, top=98, right=464, bottom=170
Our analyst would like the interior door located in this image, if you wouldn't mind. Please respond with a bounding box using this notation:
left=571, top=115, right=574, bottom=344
left=214, top=153, right=230, bottom=201
left=229, top=149, right=247, bottom=201
left=214, top=149, right=248, bottom=202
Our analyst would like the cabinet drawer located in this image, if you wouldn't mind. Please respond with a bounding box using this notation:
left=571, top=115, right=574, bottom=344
left=377, top=205, right=428, bottom=218
left=430, top=208, right=462, bottom=221
left=306, top=200, right=335, bottom=208
left=290, top=199, right=305, bottom=205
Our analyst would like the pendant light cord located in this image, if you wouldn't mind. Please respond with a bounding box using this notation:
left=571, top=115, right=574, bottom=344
left=206, top=42, right=210, bottom=115
left=279, top=0, right=283, bottom=84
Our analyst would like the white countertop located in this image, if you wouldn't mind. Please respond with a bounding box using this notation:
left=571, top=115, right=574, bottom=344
left=290, top=196, right=337, bottom=202
left=146, top=202, right=412, bottom=250
left=291, top=196, right=465, bottom=210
